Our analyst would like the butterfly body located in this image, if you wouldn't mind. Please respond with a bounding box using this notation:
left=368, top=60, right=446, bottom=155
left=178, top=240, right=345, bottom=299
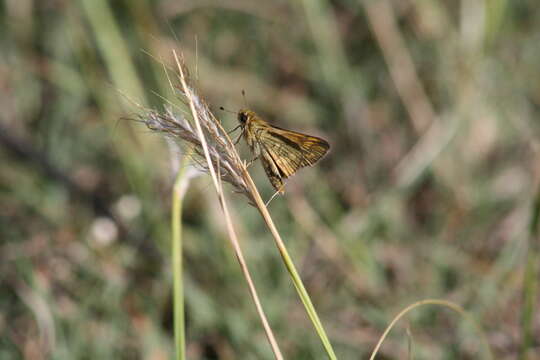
left=237, top=109, right=329, bottom=193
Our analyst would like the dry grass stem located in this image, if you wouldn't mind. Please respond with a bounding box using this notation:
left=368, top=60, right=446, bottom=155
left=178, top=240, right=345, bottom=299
left=141, top=50, right=284, bottom=359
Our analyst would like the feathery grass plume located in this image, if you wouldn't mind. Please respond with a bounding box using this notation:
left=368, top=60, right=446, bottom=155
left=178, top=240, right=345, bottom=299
left=140, top=90, right=251, bottom=200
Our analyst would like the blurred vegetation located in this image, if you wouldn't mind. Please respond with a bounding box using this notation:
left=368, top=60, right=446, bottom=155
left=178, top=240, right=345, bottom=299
left=1, top=0, right=539, bottom=359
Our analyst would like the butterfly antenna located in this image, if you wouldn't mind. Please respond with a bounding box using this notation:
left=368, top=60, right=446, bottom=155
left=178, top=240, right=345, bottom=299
left=219, top=107, right=243, bottom=138
left=241, top=89, right=249, bottom=108
left=219, top=106, right=236, bottom=114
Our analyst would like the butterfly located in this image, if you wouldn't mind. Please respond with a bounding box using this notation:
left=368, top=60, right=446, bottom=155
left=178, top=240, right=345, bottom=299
left=235, top=109, right=329, bottom=194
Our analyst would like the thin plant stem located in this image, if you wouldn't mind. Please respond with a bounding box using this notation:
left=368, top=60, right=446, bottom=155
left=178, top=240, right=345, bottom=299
left=172, top=155, right=191, bottom=360
left=242, top=172, right=338, bottom=360
left=216, top=174, right=284, bottom=360
left=369, top=299, right=493, bottom=360
left=520, top=253, right=538, bottom=360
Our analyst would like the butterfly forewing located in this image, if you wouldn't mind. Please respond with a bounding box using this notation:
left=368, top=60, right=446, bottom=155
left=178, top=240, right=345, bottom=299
left=270, top=127, right=329, bottom=166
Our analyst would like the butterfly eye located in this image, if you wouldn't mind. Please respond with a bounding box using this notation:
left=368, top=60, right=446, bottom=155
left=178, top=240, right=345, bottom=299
left=238, top=112, right=248, bottom=124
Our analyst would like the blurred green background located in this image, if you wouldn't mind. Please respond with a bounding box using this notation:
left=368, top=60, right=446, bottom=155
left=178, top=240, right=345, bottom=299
left=1, top=0, right=539, bottom=359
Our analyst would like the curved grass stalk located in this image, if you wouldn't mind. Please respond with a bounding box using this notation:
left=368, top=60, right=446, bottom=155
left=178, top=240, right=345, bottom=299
left=369, top=299, right=493, bottom=360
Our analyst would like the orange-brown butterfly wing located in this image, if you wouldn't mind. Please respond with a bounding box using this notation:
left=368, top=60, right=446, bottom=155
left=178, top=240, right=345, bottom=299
left=264, top=127, right=329, bottom=170
left=256, top=126, right=329, bottom=191
left=259, top=149, right=285, bottom=193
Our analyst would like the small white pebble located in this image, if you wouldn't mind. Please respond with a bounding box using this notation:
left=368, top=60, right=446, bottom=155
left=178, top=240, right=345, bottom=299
left=115, top=194, right=142, bottom=221
left=90, top=217, right=118, bottom=247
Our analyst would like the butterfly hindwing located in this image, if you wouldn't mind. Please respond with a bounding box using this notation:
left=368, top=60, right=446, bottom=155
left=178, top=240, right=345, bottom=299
left=259, top=148, right=285, bottom=192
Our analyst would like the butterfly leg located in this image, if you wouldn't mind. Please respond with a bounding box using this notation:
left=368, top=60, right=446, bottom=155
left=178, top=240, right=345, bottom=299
left=265, top=188, right=283, bottom=207
left=233, top=132, right=244, bottom=145
left=245, top=156, right=259, bottom=168
left=227, top=124, right=242, bottom=135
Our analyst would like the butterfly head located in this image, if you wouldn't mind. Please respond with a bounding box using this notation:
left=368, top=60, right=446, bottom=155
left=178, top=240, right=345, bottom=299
left=237, top=109, right=255, bottom=126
